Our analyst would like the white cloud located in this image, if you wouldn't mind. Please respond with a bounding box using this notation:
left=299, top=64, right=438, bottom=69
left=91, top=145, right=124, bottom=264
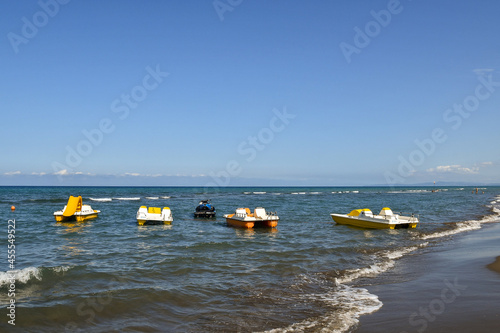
left=54, top=169, right=70, bottom=176
left=122, top=172, right=141, bottom=177
left=119, top=172, right=209, bottom=178
left=3, top=171, right=21, bottom=176
left=427, top=164, right=479, bottom=174
left=52, top=170, right=94, bottom=176
left=150, top=174, right=163, bottom=177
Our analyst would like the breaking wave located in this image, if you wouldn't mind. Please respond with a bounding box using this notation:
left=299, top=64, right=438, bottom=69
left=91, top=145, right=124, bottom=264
left=265, top=244, right=427, bottom=333
left=0, top=266, right=73, bottom=287
left=420, top=195, right=500, bottom=240
left=89, top=197, right=113, bottom=202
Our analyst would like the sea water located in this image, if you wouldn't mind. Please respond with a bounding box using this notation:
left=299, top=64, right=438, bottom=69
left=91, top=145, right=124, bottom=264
left=0, top=186, right=498, bottom=332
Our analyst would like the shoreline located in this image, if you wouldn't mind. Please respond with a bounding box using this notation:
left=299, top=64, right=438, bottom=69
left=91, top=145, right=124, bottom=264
left=356, top=222, right=500, bottom=333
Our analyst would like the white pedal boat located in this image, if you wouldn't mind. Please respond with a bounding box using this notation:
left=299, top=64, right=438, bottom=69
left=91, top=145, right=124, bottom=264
left=136, top=206, right=173, bottom=225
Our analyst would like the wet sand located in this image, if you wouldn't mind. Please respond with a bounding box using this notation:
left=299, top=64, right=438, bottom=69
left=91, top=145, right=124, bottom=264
left=356, top=222, right=500, bottom=333
left=486, top=256, right=500, bottom=274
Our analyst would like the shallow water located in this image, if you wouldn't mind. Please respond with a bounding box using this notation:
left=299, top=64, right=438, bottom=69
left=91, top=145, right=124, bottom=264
left=1, top=186, right=498, bottom=332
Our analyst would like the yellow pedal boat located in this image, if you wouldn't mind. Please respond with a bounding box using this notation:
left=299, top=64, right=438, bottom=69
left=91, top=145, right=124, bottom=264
left=224, top=207, right=279, bottom=228
left=136, top=206, right=173, bottom=225
left=330, top=207, right=418, bottom=229
left=53, top=196, right=100, bottom=222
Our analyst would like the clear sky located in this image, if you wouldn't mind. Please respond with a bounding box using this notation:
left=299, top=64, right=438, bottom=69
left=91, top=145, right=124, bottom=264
left=1, top=0, right=499, bottom=186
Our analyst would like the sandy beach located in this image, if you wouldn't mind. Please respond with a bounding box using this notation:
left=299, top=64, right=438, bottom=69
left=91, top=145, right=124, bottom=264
left=356, top=222, right=500, bottom=333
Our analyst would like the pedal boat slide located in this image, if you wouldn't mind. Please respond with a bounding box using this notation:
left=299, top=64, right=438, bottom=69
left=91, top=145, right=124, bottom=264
left=53, top=196, right=100, bottom=222
left=136, top=206, right=173, bottom=225
left=224, top=207, right=279, bottom=228
left=330, top=207, right=418, bottom=229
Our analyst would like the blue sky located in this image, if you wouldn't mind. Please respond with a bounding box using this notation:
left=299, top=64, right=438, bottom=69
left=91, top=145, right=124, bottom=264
left=1, top=0, right=499, bottom=186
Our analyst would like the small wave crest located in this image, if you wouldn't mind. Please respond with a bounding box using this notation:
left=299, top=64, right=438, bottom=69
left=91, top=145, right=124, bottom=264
left=0, top=266, right=72, bottom=287
left=263, top=285, right=382, bottom=333
left=267, top=244, right=424, bottom=333
left=145, top=197, right=159, bottom=200
left=387, top=189, right=431, bottom=194
left=89, top=197, right=112, bottom=202
left=419, top=195, right=500, bottom=240
left=113, top=197, right=141, bottom=201
left=336, top=245, right=422, bottom=284
left=420, top=221, right=482, bottom=240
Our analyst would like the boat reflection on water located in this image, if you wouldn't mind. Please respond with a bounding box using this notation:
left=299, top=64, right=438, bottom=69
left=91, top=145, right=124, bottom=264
left=137, top=224, right=173, bottom=232
left=233, top=227, right=278, bottom=239
left=55, top=221, right=93, bottom=234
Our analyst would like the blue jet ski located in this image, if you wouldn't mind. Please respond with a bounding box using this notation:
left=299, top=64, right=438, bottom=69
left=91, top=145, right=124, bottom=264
left=194, top=200, right=216, bottom=218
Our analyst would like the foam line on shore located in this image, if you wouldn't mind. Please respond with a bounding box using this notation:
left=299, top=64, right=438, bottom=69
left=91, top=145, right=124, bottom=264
left=336, top=244, right=425, bottom=284
left=420, top=195, right=500, bottom=240
left=264, top=285, right=382, bottom=333
left=265, top=243, right=427, bottom=333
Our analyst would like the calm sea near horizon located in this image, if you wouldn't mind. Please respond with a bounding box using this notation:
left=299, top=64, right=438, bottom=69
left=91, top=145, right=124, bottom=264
left=1, top=186, right=499, bottom=332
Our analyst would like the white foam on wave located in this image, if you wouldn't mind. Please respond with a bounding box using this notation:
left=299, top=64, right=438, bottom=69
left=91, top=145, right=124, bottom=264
left=253, top=192, right=267, bottom=194
left=52, top=266, right=72, bottom=273
left=145, top=197, right=159, bottom=200
left=421, top=221, right=482, bottom=240
left=387, top=189, right=430, bottom=194
left=312, top=285, right=383, bottom=333
left=265, top=244, right=425, bottom=333
left=89, top=197, right=112, bottom=202
left=336, top=245, right=422, bottom=284
left=113, top=197, right=141, bottom=201
left=0, top=267, right=42, bottom=287
left=415, top=192, right=500, bottom=240
left=420, top=197, right=500, bottom=240
left=161, top=196, right=171, bottom=199
left=0, top=265, right=72, bottom=287
left=263, top=285, right=382, bottom=333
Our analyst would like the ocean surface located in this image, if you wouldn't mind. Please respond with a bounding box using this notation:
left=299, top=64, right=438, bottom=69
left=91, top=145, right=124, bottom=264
left=1, top=186, right=499, bottom=332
